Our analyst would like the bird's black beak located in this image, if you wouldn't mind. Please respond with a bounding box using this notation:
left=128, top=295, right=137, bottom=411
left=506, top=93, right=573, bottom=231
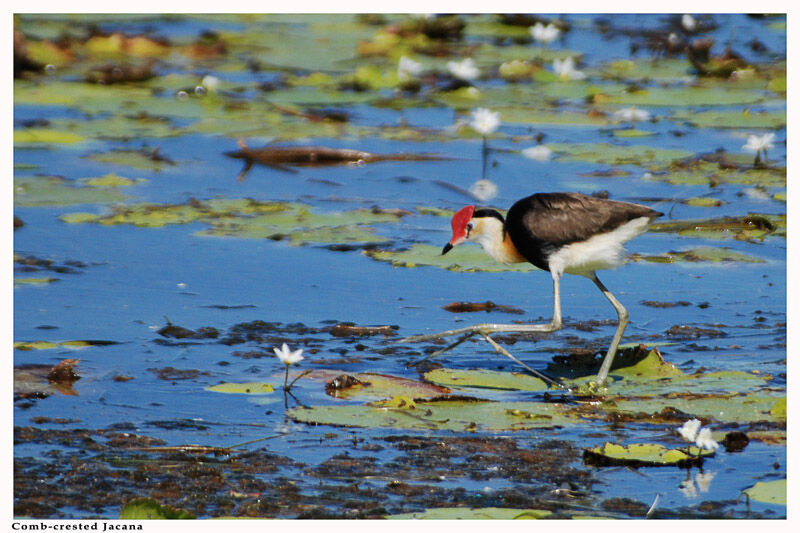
left=442, top=243, right=453, bottom=255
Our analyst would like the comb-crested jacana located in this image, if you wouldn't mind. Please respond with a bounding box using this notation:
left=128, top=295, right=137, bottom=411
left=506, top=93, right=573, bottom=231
left=401, top=192, right=663, bottom=388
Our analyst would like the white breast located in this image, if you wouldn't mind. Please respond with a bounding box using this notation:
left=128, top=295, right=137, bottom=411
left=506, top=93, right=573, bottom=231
left=547, top=216, right=653, bottom=276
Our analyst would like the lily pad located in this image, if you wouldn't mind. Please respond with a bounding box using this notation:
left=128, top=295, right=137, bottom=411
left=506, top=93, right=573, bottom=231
left=288, top=399, right=581, bottom=431
left=669, top=109, right=786, bottom=129
left=386, top=507, right=552, bottom=520
left=647, top=161, right=786, bottom=188
left=14, top=128, right=87, bottom=145
left=743, top=480, right=786, bottom=506
left=307, top=369, right=450, bottom=400
left=602, top=86, right=771, bottom=107
left=609, top=392, right=786, bottom=424
left=79, top=173, right=144, bottom=187
left=549, top=142, right=693, bottom=166
left=206, top=382, right=275, bottom=394
left=87, top=148, right=176, bottom=171
left=583, top=442, right=714, bottom=468
left=119, top=498, right=195, bottom=519
left=611, top=128, right=656, bottom=138
left=61, top=199, right=404, bottom=244
left=365, top=244, right=537, bottom=272
left=14, top=176, right=129, bottom=207
left=633, top=246, right=766, bottom=264
left=14, top=277, right=59, bottom=285
left=424, top=368, right=550, bottom=392
left=14, top=340, right=116, bottom=351
left=650, top=214, right=786, bottom=241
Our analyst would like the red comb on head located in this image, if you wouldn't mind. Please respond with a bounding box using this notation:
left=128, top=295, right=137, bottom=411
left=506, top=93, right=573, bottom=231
left=450, top=205, right=475, bottom=240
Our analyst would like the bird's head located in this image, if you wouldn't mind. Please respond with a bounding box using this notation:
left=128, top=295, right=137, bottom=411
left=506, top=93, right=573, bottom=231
left=443, top=205, right=475, bottom=255
left=443, top=205, right=506, bottom=255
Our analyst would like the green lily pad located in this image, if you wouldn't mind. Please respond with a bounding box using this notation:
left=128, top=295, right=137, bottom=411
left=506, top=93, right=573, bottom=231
left=14, top=340, right=116, bottom=351
left=596, top=58, right=693, bottom=82
left=14, top=128, right=87, bottom=145
left=87, top=148, right=176, bottom=171
left=609, top=392, right=786, bottom=424
left=497, top=106, right=611, bottom=127
left=602, top=86, right=771, bottom=107
left=669, top=109, right=786, bottom=129
left=79, top=173, right=144, bottom=187
left=198, top=205, right=400, bottom=242
left=14, top=80, right=156, bottom=115
left=15, top=176, right=129, bottom=207
left=650, top=214, right=786, bottom=241
left=206, top=382, right=275, bottom=395
left=743, top=480, right=786, bottom=506
left=386, top=507, right=552, bottom=520
left=14, top=277, right=59, bottom=285
left=119, top=498, right=195, bottom=519
left=612, top=128, right=656, bottom=138
left=549, top=142, right=693, bottom=166
left=583, top=442, right=714, bottom=468
left=605, top=370, right=774, bottom=398
left=682, top=197, right=727, bottom=207
left=61, top=199, right=404, bottom=243
left=634, top=246, right=766, bottom=264
left=646, top=160, right=786, bottom=187
left=366, top=244, right=537, bottom=272
left=424, top=368, right=550, bottom=392
left=288, top=399, right=582, bottom=431
left=769, top=397, right=786, bottom=418
left=307, top=369, right=451, bottom=400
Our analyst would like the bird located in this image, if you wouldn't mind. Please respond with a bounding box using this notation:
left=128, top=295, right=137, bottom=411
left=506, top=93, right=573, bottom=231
left=401, top=192, right=663, bottom=388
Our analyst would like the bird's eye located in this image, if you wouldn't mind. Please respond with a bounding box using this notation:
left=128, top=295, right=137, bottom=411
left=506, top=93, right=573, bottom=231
left=466, top=222, right=474, bottom=234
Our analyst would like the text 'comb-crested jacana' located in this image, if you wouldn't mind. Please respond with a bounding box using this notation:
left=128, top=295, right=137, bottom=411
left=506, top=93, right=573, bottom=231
left=400, top=192, right=663, bottom=388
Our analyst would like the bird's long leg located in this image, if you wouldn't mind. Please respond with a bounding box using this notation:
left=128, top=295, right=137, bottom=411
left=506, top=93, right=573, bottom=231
left=479, top=333, right=566, bottom=389
left=406, top=331, right=480, bottom=368
left=589, top=272, right=629, bottom=387
left=400, top=273, right=565, bottom=387
left=400, top=273, right=564, bottom=344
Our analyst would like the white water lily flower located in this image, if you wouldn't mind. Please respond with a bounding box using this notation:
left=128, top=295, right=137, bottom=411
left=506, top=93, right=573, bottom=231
left=614, top=106, right=651, bottom=122
left=530, top=22, right=560, bottom=45
left=469, top=179, right=498, bottom=202
left=695, top=427, right=720, bottom=451
left=681, top=14, right=697, bottom=32
left=521, top=145, right=553, bottom=161
left=470, top=108, right=501, bottom=136
left=447, top=57, right=480, bottom=81
left=398, top=56, right=423, bottom=81
left=201, top=75, right=219, bottom=92
left=742, top=133, right=775, bottom=153
left=677, top=419, right=702, bottom=442
left=273, top=343, right=304, bottom=365
left=552, top=57, right=586, bottom=81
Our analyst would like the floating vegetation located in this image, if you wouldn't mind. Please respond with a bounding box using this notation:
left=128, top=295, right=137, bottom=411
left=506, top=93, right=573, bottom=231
left=206, top=382, right=275, bottom=395
left=365, top=244, right=537, bottom=272
left=61, top=198, right=404, bottom=247
left=742, top=479, right=787, bottom=506
left=386, top=507, right=553, bottom=520
left=583, top=442, right=715, bottom=468
left=632, top=246, right=766, bottom=264
left=650, top=214, right=786, bottom=241
left=14, top=176, right=129, bottom=206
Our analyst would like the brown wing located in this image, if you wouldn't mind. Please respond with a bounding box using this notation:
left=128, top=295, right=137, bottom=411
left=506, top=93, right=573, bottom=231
left=505, top=192, right=662, bottom=270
